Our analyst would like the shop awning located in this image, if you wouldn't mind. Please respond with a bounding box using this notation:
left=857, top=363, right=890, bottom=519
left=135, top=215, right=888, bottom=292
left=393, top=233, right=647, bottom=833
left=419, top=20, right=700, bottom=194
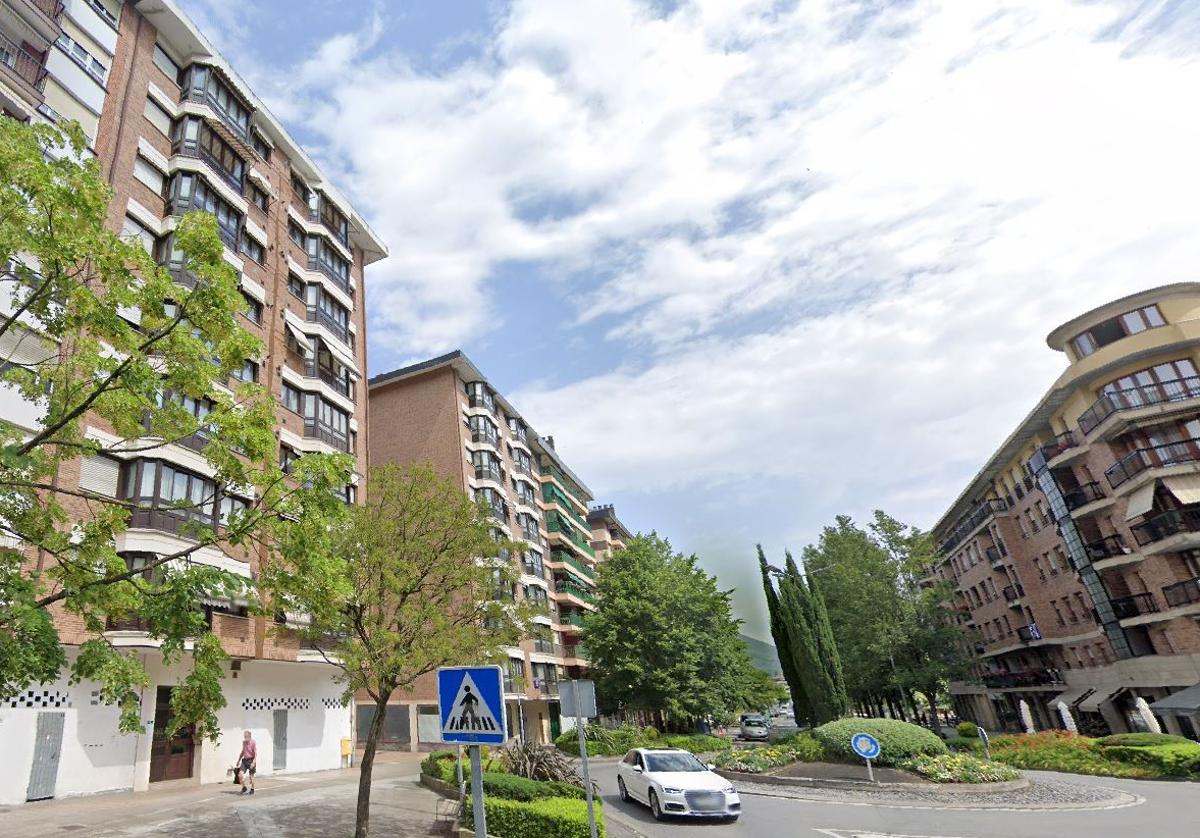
left=1078, top=686, right=1124, bottom=713
left=1164, top=475, right=1200, bottom=505
left=1149, top=683, right=1200, bottom=714
left=1124, top=481, right=1157, bottom=521
left=1045, top=686, right=1095, bottom=710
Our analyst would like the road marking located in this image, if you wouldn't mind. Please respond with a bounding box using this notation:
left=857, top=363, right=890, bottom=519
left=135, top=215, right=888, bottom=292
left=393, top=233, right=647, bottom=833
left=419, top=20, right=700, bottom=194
left=814, top=830, right=972, bottom=838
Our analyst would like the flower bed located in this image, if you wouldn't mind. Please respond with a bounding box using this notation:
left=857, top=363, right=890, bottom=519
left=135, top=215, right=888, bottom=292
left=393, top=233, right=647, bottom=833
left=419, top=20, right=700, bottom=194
left=711, top=733, right=825, bottom=774
left=987, top=730, right=1200, bottom=779
left=899, top=753, right=1020, bottom=784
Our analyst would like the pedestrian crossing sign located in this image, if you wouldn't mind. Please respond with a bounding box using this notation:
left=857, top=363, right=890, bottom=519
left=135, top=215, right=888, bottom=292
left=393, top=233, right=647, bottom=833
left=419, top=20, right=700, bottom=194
left=437, top=666, right=507, bottom=744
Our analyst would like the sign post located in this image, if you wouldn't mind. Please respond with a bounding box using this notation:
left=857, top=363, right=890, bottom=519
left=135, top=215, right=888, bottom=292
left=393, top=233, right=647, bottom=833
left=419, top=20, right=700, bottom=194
left=438, top=666, right=507, bottom=838
left=977, top=725, right=991, bottom=761
left=850, top=732, right=881, bottom=783
left=561, top=680, right=599, bottom=838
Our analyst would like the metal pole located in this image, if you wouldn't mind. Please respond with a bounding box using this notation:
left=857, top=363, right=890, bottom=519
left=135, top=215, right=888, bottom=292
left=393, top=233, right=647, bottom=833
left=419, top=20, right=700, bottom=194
left=456, top=744, right=465, bottom=800
left=866, top=757, right=874, bottom=783
left=469, top=745, right=486, bottom=838
left=576, top=712, right=598, bottom=838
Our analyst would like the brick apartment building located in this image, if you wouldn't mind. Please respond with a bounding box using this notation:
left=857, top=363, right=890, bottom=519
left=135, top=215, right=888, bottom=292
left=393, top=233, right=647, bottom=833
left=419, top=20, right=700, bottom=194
left=0, top=0, right=386, bottom=803
left=932, top=284, right=1200, bottom=738
left=367, top=351, right=627, bottom=749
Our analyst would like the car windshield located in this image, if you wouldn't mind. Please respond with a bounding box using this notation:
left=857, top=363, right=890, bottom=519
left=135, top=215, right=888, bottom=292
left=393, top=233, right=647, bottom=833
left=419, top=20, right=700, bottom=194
left=744, top=720, right=766, bottom=728
left=645, top=752, right=708, bottom=772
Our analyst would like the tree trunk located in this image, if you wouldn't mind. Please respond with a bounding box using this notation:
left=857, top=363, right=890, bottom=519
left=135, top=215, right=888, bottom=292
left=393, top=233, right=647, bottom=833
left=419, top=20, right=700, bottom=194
left=921, top=688, right=940, bottom=734
left=355, top=694, right=390, bottom=838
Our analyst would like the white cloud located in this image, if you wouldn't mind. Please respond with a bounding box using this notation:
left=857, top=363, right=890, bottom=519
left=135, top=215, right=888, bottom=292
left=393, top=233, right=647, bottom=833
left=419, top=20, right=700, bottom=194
left=204, top=0, right=1200, bottom=529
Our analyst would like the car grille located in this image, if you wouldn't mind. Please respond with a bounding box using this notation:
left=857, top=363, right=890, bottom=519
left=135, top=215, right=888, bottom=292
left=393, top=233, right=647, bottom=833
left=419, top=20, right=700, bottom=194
left=685, top=791, right=726, bottom=812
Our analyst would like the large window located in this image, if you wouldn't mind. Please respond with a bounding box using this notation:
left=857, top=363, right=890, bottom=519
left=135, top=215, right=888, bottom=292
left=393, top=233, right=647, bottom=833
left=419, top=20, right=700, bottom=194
left=166, top=172, right=242, bottom=247
left=473, top=450, right=503, bottom=482
left=1101, top=358, right=1199, bottom=405
left=465, top=381, right=494, bottom=411
left=318, top=197, right=349, bottom=246
left=282, top=382, right=350, bottom=451
left=305, top=284, right=350, bottom=342
left=120, top=459, right=247, bottom=535
left=179, top=64, right=250, bottom=138
left=172, top=116, right=245, bottom=189
left=306, top=234, right=351, bottom=291
left=469, top=414, right=499, bottom=444
left=1071, top=304, right=1166, bottom=358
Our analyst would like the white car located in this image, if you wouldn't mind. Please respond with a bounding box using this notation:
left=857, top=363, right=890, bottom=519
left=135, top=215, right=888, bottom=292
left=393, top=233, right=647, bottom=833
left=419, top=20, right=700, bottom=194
left=616, top=747, right=741, bottom=822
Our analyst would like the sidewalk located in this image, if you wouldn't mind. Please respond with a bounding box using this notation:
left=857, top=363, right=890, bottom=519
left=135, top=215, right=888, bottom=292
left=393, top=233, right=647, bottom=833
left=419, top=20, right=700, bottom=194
left=0, top=753, right=452, bottom=837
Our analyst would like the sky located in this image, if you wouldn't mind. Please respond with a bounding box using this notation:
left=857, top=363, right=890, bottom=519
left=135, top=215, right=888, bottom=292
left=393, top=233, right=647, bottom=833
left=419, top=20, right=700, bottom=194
left=181, top=0, right=1200, bottom=642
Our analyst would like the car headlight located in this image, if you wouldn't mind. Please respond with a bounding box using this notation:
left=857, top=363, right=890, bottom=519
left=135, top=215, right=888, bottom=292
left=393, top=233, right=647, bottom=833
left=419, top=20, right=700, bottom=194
left=661, top=786, right=684, bottom=794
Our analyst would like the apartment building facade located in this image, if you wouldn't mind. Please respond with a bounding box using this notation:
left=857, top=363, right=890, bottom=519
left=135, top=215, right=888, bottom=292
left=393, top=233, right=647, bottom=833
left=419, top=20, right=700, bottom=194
left=367, top=351, right=607, bottom=748
left=0, top=0, right=385, bottom=803
left=932, top=284, right=1200, bottom=739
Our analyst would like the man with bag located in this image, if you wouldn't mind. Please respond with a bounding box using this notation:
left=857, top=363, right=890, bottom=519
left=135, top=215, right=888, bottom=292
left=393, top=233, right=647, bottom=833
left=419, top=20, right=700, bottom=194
left=238, top=730, right=257, bottom=795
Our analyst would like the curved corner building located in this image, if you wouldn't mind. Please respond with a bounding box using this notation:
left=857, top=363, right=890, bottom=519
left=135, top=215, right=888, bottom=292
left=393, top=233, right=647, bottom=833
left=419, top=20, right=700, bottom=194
left=932, top=283, right=1200, bottom=737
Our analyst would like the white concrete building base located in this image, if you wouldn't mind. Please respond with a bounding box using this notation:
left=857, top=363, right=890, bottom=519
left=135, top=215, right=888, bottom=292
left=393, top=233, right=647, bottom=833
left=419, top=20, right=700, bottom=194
left=0, top=651, right=349, bottom=806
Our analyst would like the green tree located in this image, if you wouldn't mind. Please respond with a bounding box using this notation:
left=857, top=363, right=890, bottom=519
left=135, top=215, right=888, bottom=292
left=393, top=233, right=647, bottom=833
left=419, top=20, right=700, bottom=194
left=585, top=533, right=758, bottom=727
left=262, top=463, right=526, bottom=838
left=0, top=119, right=351, bottom=740
left=758, top=546, right=810, bottom=722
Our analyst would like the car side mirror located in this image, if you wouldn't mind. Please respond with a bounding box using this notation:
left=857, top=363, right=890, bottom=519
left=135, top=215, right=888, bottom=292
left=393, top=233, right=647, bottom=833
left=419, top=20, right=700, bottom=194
left=632, top=766, right=643, bottom=773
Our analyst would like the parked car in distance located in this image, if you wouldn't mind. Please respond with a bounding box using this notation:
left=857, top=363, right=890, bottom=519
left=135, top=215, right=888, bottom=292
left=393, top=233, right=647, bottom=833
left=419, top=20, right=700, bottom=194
left=739, top=715, right=770, bottom=740
left=616, top=748, right=741, bottom=822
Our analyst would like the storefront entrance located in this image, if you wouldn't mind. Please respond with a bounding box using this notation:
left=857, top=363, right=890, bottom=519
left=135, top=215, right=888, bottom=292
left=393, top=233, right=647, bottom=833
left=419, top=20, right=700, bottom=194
left=149, top=686, right=195, bottom=782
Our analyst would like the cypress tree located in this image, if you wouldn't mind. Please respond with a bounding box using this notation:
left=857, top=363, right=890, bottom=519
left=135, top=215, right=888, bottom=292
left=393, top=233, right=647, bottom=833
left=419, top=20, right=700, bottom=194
left=757, top=546, right=811, bottom=724
left=779, top=554, right=836, bottom=723
left=807, top=569, right=849, bottom=718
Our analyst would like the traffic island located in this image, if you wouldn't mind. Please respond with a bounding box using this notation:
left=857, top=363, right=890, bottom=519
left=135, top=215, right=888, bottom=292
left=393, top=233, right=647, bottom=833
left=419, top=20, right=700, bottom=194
left=717, top=763, right=1029, bottom=793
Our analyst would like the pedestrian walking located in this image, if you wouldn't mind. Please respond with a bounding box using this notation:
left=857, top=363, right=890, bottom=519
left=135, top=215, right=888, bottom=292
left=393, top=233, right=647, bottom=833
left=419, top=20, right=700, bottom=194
left=239, top=730, right=257, bottom=796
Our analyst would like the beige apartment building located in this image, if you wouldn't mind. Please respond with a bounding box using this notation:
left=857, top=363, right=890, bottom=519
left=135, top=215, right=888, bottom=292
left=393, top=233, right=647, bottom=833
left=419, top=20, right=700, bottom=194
left=932, top=284, right=1200, bottom=738
left=0, top=0, right=385, bottom=803
left=367, top=351, right=617, bottom=747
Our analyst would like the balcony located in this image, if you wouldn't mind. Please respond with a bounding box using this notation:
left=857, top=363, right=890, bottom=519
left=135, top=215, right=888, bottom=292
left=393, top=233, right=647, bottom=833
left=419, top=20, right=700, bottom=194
left=531, top=638, right=561, bottom=656
left=1106, top=438, right=1200, bottom=489
left=305, top=305, right=350, bottom=345
left=1163, top=577, right=1200, bottom=609
left=504, top=675, right=525, bottom=695
left=468, top=393, right=495, bottom=413
left=1037, top=431, right=1080, bottom=463
left=549, top=550, right=595, bottom=582
left=563, top=644, right=588, bottom=661
left=475, top=464, right=504, bottom=484
left=1084, top=534, right=1129, bottom=561
left=1016, top=623, right=1042, bottom=644
left=307, top=255, right=352, bottom=296
left=555, top=579, right=596, bottom=604
left=304, top=360, right=353, bottom=398
left=557, top=611, right=586, bottom=628
left=1130, top=505, right=1200, bottom=547
left=0, top=30, right=48, bottom=98
left=1079, top=376, right=1200, bottom=437
left=981, top=668, right=1066, bottom=689
left=547, top=513, right=596, bottom=558
left=986, top=545, right=1004, bottom=566
left=535, top=678, right=560, bottom=697
left=542, top=482, right=589, bottom=527
left=1063, top=481, right=1107, bottom=512
left=1002, top=584, right=1025, bottom=606
left=303, top=419, right=350, bottom=452
left=1111, top=592, right=1159, bottom=620
left=938, top=499, right=1008, bottom=555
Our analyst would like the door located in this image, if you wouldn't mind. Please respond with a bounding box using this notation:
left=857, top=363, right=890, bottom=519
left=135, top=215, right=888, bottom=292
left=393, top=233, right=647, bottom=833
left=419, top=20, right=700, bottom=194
left=549, top=702, right=561, bottom=740
left=149, top=686, right=194, bottom=782
left=273, top=709, right=288, bottom=771
left=26, top=711, right=65, bottom=801
left=631, top=752, right=651, bottom=800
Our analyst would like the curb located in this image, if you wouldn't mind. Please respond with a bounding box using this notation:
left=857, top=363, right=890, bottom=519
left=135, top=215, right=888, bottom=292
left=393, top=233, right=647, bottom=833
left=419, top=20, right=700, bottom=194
left=716, top=768, right=1030, bottom=794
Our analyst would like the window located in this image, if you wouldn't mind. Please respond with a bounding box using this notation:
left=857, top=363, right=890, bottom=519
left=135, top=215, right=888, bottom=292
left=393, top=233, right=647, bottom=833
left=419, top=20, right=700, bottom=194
left=279, top=445, right=299, bottom=474
left=469, top=414, right=498, bottom=444
left=144, top=97, right=172, bottom=135
left=338, top=483, right=357, bottom=505
left=318, top=196, right=348, bottom=245
left=240, top=293, right=262, bottom=324
left=288, top=220, right=305, bottom=248
left=1071, top=304, right=1166, bottom=358
left=282, top=382, right=302, bottom=414
left=231, top=358, right=258, bottom=382
left=249, top=182, right=268, bottom=212
left=122, top=459, right=216, bottom=526
left=466, top=381, right=494, bottom=411
left=250, top=130, right=271, bottom=161
left=56, top=33, right=107, bottom=83
left=219, top=495, right=248, bottom=526
left=306, top=234, right=350, bottom=287
left=166, top=172, right=242, bottom=246
left=287, top=273, right=305, bottom=299
left=180, top=65, right=250, bottom=137
left=120, top=215, right=157, bottom=255
left=133, top=156, right=164, bottom=192
left=239, top=231, right=265, bottom=264
left=153, top=44, right=180, bottom=81
left=291, top=172, right=311, bottom=203
left=305, top=284, right=350, bottom=340
left=172, top=117, right=245, bottom=188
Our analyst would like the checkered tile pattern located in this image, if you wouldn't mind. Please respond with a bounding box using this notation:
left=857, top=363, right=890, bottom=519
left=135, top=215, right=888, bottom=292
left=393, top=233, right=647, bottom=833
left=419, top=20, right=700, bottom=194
left=322, top=697, right=344, bottom=709
left=241, top=697, right=310, bottom=711
left=7, top=688, right=71, bottom=709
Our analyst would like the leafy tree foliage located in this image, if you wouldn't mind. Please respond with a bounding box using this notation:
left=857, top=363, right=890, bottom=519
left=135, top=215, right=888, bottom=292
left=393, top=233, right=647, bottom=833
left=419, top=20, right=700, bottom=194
left=585, top=533, right=768, bottom=725
left=263, top=463, right=526, bottom=838
left=0, top=119, right=351, bottom=740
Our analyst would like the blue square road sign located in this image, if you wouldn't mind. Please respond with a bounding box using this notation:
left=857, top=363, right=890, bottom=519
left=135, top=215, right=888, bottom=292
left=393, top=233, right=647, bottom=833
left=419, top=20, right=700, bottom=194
left=438, top=666, right=507, bottom=745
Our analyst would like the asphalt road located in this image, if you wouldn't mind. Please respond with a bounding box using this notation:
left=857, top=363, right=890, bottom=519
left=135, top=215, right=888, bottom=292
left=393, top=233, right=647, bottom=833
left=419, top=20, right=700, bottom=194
left=589, top=759, right=1200, bottom=838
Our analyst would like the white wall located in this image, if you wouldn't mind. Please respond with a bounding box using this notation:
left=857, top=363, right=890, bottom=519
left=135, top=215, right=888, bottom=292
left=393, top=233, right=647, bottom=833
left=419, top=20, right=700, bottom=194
left=0, top=654, right=348, bottom=805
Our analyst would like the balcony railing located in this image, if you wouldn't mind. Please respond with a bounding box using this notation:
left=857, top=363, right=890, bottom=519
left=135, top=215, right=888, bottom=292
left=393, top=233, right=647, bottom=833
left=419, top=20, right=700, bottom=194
left=1064, top=481, right=1107, bottom=511
left=1084, top=533, right=1131, bottom=561
left=1163, top=576, right=1200, bottom=609
left=547, top=514, right=596, bottom=557
left=542, top=482, right=589, bottom=527
left=1130, top=505, right=1200, bottom=547
left=555, top=579, right=596, bottom=603
left=982, top=668, right=1066, bottom=689
left=303, top=419, right=350, bottom=452
left=1079, top=376, right=1200, bottom=435
left=531, top=638, right=561, bottom=655
left=558, top=611, right=586, bottom=628
left=1111, top=592, right=1159, bottom=620
left=938, top=499, right=1008, bottom=555
left=1106, top=438, right=1200, bottom=488
left=1037, top=431, right=1079, bottom=463
left=535, top=678, right=560, bottom=696
left=1002, top=583, right=1025, bottom=603
left=305, top=305, right=350, bottom=344
left=563, top=644, right=588, bottom=660
left=550, top=550, right=595, bottom=582
left=1016, top=623, right=1042, bottom=643
left=0, top=31, right=47, bottom=91
left=304, top=360, right=352, bottom=398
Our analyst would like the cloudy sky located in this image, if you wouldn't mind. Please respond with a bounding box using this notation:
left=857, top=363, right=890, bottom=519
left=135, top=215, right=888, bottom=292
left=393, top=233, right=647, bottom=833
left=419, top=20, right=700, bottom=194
left=184, top=0, right=1200, bottom=641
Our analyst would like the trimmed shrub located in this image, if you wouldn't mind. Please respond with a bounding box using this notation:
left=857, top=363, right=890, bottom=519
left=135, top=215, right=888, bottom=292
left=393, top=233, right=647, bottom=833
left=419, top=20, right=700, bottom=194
left=900, top=753, right=1020, bottom=784
left=989, top=732, right=1157, bottom=779
left=464, top=796, right=604, bottom=838
left=1095, top=732, right=1194, bottom=748
left=480, top=772, right=550, bottom=801
left=661, top=733, right=732, bottom=753
left=555, top=725, right=731, bottom=756
left=1099, top=743, right=1200, bottom=777
left=947, top=735, right=982, bottom=753
left=643, top=726, right=660, bottom=740
left=956, top=722, right=979, bottom=738
left=812, top=718, right=948, bottom=766
left=711, top=733, right=826, bottom=774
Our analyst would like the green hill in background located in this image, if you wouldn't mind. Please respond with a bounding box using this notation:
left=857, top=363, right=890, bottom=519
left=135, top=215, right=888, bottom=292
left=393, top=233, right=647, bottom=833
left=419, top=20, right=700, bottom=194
left=740, top=633, right=782, bottom=677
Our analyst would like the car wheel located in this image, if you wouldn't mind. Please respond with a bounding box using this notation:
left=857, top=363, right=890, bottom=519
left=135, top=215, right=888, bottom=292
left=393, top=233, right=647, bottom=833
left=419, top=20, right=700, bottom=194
left=649, top=789, right=666, bottom=821
left=725, top=816, right=740, bottom=824
left=617, top=777, right=629, bottom=803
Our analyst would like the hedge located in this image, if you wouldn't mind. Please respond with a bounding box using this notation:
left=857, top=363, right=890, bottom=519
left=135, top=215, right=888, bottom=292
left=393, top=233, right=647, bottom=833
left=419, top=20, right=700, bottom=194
left=1099, top=743, right=1200, bottom=777
left=420, top=753, right=589, bottom=801
left=1095, top=732, right=1194, bottom=748
left=956, top=721, right=979, bottom=738
left=463, top=796, right=604, bottom=838
left=555, top=724, right=731, bottom=757
left=812, top=719, right=948, bottom=766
